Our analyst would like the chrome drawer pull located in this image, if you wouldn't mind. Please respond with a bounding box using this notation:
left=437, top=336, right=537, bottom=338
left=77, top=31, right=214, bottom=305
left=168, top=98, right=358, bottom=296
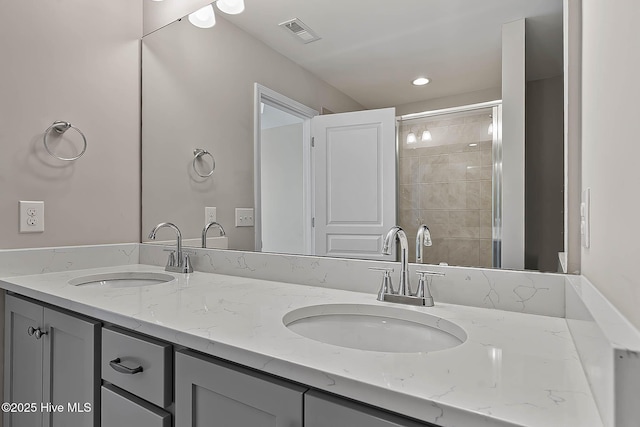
left=109, top=358, right=144, bottom=375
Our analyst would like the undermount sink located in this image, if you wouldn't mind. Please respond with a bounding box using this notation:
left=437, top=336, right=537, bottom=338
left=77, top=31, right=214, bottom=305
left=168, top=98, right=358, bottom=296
left=283, top=304, right=466, bottom=353
left=68, top=272, right=175, bottom=288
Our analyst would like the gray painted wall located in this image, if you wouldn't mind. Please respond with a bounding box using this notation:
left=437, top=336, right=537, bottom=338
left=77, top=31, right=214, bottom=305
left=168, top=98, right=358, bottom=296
left=0, top=0, right=142, bottom=250
left=141, top=15, right=363, bottom=250
left=525, top=76, right=564, bottom=272
left=501, top=19, right=526, bottom=270
left=261, top=124, right=305, bottom=254
left=581, top=0, right=640, bottom=330
left=394, top=87, right=502, bottom=116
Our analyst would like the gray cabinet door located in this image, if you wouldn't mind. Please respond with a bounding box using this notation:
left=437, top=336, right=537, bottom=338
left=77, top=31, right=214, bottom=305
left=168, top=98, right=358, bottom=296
left=4, top=295, right=44, bottom=427
left=42, top=307, right=100, bottom=427
left=175, top=349, right=307, bottom=427
left=305, top=391, right=438, bottom=427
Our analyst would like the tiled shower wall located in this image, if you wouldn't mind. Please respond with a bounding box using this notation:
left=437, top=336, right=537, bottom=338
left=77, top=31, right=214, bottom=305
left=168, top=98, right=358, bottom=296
left=398, top=111, right=493, bottom=267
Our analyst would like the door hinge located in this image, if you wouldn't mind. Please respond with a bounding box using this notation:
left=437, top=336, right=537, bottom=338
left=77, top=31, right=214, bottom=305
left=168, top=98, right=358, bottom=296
left=311, top=137, right=315, bottom=148
left=312, top=217, right=315, bottom=227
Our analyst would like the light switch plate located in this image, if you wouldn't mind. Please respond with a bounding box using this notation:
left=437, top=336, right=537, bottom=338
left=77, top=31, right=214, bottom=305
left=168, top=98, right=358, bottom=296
left=19, top=201, right=44, bottom=233
left=235, top=208, right=254, bottom=227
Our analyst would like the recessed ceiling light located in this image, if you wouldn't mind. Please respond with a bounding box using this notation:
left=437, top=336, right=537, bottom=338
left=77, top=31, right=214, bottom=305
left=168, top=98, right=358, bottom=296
left=412, top=77, right=430, bottom=86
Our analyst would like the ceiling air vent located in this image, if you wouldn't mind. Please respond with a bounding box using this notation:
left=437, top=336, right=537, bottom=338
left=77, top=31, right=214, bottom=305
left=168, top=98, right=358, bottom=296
left=279, top=18, right=321, bottom=44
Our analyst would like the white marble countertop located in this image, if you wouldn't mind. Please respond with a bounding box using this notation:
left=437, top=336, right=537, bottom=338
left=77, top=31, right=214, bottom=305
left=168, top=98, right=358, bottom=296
left=0, top=265, right=601, bottom=427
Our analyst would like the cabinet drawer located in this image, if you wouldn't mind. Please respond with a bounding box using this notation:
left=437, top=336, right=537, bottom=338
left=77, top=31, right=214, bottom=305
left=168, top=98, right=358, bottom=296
left=101, top=326, right=172, bottom=408
left=102, top=385, right=171, bottom=427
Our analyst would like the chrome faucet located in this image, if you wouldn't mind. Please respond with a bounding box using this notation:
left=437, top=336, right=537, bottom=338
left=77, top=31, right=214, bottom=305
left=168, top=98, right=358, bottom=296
left=375, top=225, right=445, bottom=307
left=148, top=222, right=193, bottom=273
left=202, top=221, right=225, bottom=248
left=416, top=224, right=433, bottom=263
left=382, top=226, right=411, bottom=296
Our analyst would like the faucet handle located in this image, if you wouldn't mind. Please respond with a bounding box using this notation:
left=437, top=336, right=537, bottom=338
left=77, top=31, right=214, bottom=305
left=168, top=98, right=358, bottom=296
left=416, top=270, right=445, bottom=277
left=182, top=252, right=194, bottom=273
left=414, top=270, right=444, bottom=304
left=165, top=250, right=176, bottom=269
left=369, top=267, right=395, bottom=300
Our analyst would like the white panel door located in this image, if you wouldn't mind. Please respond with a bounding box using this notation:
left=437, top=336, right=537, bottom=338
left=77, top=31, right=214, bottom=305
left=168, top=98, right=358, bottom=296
left=312, top=108, right=396, bottom=259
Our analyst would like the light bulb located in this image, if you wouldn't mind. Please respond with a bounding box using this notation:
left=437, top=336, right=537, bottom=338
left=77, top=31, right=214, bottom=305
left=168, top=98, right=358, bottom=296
left=488, top=123, right=493, bottom=135
left=412, top=77, right=430, bottom=86
left=421, top=130, right=432, bottom=141
left=189, top=5, right=216, bottom=28
left=406, top=132, right=417, bottom=144
left=216, top=0, right=245, bottom=14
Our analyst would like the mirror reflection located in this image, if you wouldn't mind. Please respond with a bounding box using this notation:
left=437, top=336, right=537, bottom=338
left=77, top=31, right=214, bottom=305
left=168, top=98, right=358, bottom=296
left=142, top=0, right=564, bottom=272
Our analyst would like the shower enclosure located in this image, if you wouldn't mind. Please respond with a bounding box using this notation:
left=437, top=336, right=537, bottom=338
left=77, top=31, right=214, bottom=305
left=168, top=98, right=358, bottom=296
left=397, top=101, right=502, bottom=268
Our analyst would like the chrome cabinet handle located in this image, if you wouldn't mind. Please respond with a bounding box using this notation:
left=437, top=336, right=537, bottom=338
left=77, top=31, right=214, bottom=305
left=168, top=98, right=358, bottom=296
left=109, top=358, right=143, bottom=375
left=28, top=326, right=47, bottom=339
left=34, top=328, right=48, bottom=339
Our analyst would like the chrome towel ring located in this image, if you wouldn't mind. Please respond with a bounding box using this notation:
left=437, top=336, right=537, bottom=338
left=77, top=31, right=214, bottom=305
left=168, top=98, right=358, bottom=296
left=193, top=148, right=215, bottom=178
left=43, top=121, right=87, bottom=161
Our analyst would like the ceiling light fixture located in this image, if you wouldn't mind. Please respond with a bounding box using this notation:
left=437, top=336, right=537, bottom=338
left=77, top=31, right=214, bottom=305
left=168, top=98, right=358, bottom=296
left=412, top=77, right=430, bottom=86
left=216, top=0, right=245, bottom=15
left=421, top=130, right=432, bottom=141
left=189, top=4, right=216, bottom=28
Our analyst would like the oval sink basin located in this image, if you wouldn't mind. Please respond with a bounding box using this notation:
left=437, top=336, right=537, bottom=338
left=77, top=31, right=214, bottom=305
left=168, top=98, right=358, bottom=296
left=68, top=272, right=175, bottom=288
left=283, top=304, right=466, bottom=353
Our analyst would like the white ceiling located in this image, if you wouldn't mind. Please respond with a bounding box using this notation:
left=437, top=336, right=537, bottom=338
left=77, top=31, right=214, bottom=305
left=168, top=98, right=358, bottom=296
left=220, top=0, right=563, bottom=109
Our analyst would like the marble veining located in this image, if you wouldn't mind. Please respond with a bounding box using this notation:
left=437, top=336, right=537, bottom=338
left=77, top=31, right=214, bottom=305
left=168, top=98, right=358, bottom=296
left=140, top=244, right=565, bottom=317
left=565, top=274, right=640, bottom=427
left=0, top=264, right=600, bottom=427
left=0, top=244, right=139, bottom=277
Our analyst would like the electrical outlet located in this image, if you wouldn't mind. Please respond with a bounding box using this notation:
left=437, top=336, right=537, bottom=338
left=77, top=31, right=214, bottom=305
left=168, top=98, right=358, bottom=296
left=235, top=208, right=254, bottom=227
left=205, top=207, right=217, bottom=224
left=19, top=201, right=44, bottom=233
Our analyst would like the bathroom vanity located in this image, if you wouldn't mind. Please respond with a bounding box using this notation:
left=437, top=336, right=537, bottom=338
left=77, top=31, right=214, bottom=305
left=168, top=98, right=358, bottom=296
left=0, top=261, right=604, bottom=427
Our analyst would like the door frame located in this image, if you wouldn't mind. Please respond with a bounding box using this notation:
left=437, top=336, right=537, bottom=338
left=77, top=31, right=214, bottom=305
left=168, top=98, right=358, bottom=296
left=253, top=83, right=319, bottom=253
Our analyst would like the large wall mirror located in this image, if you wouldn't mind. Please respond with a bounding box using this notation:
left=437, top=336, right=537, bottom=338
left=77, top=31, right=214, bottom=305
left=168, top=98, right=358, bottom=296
left=142, top=0, right=565, bottom=272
